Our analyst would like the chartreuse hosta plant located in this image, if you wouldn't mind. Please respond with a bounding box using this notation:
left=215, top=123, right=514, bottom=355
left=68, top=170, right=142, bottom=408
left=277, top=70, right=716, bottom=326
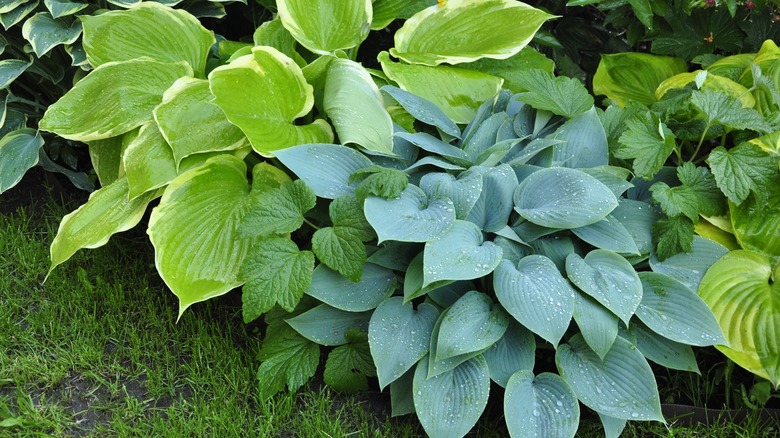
left=39, top=0, right=555, bottom=318
left=593, top=42, right=780, bottom=387
left=243, top=76, right=731, bottom=437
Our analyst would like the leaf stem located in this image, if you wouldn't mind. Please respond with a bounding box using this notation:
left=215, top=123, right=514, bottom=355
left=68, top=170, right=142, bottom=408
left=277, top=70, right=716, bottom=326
left=303, top=217, right=320, bottom=230
left=690, top=123, right=711, bottom=163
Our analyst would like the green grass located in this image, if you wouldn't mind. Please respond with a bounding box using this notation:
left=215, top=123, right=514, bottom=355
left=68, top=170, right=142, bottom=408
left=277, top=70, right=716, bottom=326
left=0, top=193, right=777, bottom=437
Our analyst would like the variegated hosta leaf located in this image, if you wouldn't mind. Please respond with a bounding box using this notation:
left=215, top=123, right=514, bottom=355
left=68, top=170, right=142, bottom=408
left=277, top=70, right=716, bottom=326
left=122, top=122, right=177, bottom=199
left=277, top=0, right=371, bottom=55
left=147, top=155, right=260, bottom=319
left=209, top=46, right=333, bottom=156
left=21, top=12, right=82, bottom=57
left=39, top=59, right=192, bottom=142
left=81, top=2, right=214, bottom=76
left=0, top=128, right=43, bottom=194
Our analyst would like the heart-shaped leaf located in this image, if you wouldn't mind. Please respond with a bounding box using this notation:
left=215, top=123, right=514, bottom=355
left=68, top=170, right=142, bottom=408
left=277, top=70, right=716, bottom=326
left=550, top=108, right=608, bottom=169
left=573, top=293, right=618, bottom=359
left=21, top=12, right=82, bottom=57
left=423, top=220, right=502, bottom=287
left=556, top=334, right=664, bottom=422
left=729, top=184, right=780, bottom=260
left=515, top=167, right=618, bottom=229
left=307, top=263, right=397, bottom=312
left=391, top=0, right=554, bottom=66
left=277, top=0, right=371, bottom=55
left=435, top=291, right=508, bottom=361
left=565, top=250, right=643, bottom=325
left=0, top=128, right=43, bottom=194
left=403, top=252, right=455, bottom=303
left=209, top=46, right=333, bottom=156
left=504, top=371, right=580, bottom=438
left=466, top=165, right=518, bottom=232
left=483, top=320, right=535, bottom=387
left=274, top=143, right=373, bottom=199
left=698, top=250, right=780, bottom=388
left=286, top=304, right=372, bottom=346
left=649, top=236, right=728, bottom=291
left=419, top=171, right=483, bottom=220
left=44, top=0, right=88, bottom=18
left=364, top=184, right=456, bottom=243
left=572, top=215, right=640, bottom=255
left=369, top=297, right=439, bottom=389
left=494, top=256, right=576, bottom=347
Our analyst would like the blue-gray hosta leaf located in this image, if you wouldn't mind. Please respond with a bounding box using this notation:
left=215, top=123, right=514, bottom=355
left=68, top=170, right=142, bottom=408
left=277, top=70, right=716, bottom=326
left=466, top=164, right=518, bottom=232
left=579, top=166, right=633, bottom=198
left=504, top=371, right=580, bottom=438
left=462, top=112, right=512, bottom=162
left=394, top=131, right=471, bottom=166
left=635, top=272, right=725, bottom=346
left=494, top=256, right=576, bottom=347
left=274, top=143, right=373, bottom=199
left=599, top=413, right=627, bottom=438
left=403, top=252, right=454, bottom=303
left=492, top=236, right=532, bottom=266
left=43, top=0, right=87, bottom=18
left=435, top=291, right=509, bottom=361
left=427, top=280, right=473, bottom=308
left=419, top=170, right=483, bottom=220
left=368, top=297, right=439, bottom=389
left=565, top=250, right=643, bottom=325
left=633, top=320, right=700, bottom=373
left=422, top=220, right=502, bottom=287
left=649, top=236, right=728, bottom=291
left=556, top=334, right=664, bottom=422
left=572, top=215, right=640, bottom=255
left=404, top=156, right=467, bottom=173
left=285, top=304, right=371, bottom=346
left=364, top=184, right=456, bottom=243
left=611, top=199, right=659, bottom=258
left=390, top=367, right=416, bottom=417
left=515, top=167, right=618, bottom=229
left=0, top=128, right=42, bottom=194
left=483, top=320, right=535, bottom=387
left=529, top=235, right=576, bottom=274
left=413, top=355, right=490, bottom=438
left=381, top=85, right=460, bottom=138
left=573, top=293, right=618, bottom=360
left=550, top=108, right=608, bottom=168
left=306, top=263, right=397, bottom=312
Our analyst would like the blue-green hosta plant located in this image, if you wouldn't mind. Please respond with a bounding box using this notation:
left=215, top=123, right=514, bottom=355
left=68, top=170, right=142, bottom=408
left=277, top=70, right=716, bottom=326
left=246, top=77, right=730, bottom=436
left=593, top=42, right=780, bottom=387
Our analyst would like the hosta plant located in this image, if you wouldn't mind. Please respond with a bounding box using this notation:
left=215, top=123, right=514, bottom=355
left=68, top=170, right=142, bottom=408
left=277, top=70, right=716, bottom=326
left=594, top=41, right=780, bottom=387
left=248, top=79, right=730, bottom=437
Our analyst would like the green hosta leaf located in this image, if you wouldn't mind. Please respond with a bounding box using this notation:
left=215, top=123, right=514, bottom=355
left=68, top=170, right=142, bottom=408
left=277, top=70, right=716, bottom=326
left=0, top=128, right=42, bottom=194
left=274, top=144, right=373, bottom=199
left=49, top=177, right=156, bottom=274
left=369, top=297, right=439, bottom=389
left=691, top=90, right=773, bottom=133
left=257, top=323, right=319, bottom=400
left=556, top=334, right=664, bottom=421
left=371, top=0, right=431, bottom=29
left=599, top=413, right=628, bottom=438
left=82, top=2, right=214, bottom=75
left=565, top=250, right=643, bottom=325
left=422, top=220, right=502, bottom=287
left=209, top=47, right=333, bottom=156
left=240, top=237, right=314, bottom=323
left=654, top=216, right=696, bottom=261
left=43, top=0, right=87, bottom=18
left=572, top=215, right=640, bottom=255
left=435, top=291, right=508, bottom=361
left=391, top=0, right=554, bottom=66
left=0, top=0, right=38, bottom=30
left=515, top=69, right=593, bottom=118
left=352, top=166, right=409, bottom=201
left=122, top=123, right=177, bottom=200
left=504, top=371, right=580, bottom=438
left=87, top=135, right=125, bottom=186
left=633, top=321, right=700, bottom=373
left=239, top=180, right=316, bottom=238
left=636, top=272, right=725, bottom=346
left=593, top=52, right=686, bottom=107
left=390, top=368, right=416, bottom=416
left=615, top=112, right=676, bottom=180
left=147, top=155, right=257, bottom=318
left=573, top=293, right=619, bottom=360
left=277, top=0, right=371, bottom=54
left=379, top=51, right=502, bottom=124
left=514, top=167, right=618, bottom=229
left=466, top=165, right=518, bottom=232
left=312, top=226, right=366, bottom=282
left=381, top=85, right=460, bottom=138
left=730, top=183, right=780, bottom=259
left=463, top=47, right=554, bottom=93
left=323, top=330, right=375, bottom=392
left=252, top=18, right=306, bottom=68
left=708, top=143, right=777, bottom=205
left=324, top=58, right=393, bottom=155
left=0, top=58, right=31, bottom=89
left=494, top=257, right=576, bottom=347
left=286, top=304, right=371, bottom=346
left=307, top=263, right=396, bottom=312
left=40, top=59, right=192, bottom=142
left=0, top=0, right=25, bottom=14
left=698, top=250, right=780, bottom=388
left=21, top=12, right=81, bottom=57
left=329, top=194, right=374, bottom=241
left=551, top=108, right=609, bottom=169
left=154, top=77, right=247, bottom=168
left=413, top=355, right=490, bottom=438
left=649, top=236, right=728, bottom=291
left=364, top=184, right=456, bottom=243
left=419, top=170, right=482, bottom=220
left=483, top=320, right=535, bottom=387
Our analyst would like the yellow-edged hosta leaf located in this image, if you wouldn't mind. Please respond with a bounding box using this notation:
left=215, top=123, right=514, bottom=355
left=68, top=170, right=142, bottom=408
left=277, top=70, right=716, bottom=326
left=277, top=0, right=371, bottom=55
left=655, top=71, right=755, bottom=108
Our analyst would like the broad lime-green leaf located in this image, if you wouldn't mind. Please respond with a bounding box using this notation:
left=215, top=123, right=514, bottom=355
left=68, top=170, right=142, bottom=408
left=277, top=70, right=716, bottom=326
left=43, top=0, right=87, bottom=18
left=147, top=155, right=257, bottom=319
left=209, top=46, right=333, bottom=156
left=698, top=250, right=780, bottom=388
left=252, top=17, right=306, bottom=67
left=40, top=59, right=191, bottom=142
left=730, top=183, right=780, bottom=261
left=390, top=0, right=554, bottom=66
left=88, top=135, right=126, bottom=186
left=21, top=12, right=81, bottom=57
left=324, top=58, right=393, bottom=155
left=371, top=0, right=431, bottom=30
left=379, top=51, right=502, bottom=124
left=504, top=371, right=580, bottom=438
left=154, top=77, right=248, bottom=168
left=0, top=128, right=42, bottom=194
left=81, top=2, right=214, bottom=75
left=593, top=52, right=686, bottom=107
left=122, top=122, right=177, bottom=200
left=49, top=177, right=157, bottom=274
left=277, top=0, right=371, bottom=55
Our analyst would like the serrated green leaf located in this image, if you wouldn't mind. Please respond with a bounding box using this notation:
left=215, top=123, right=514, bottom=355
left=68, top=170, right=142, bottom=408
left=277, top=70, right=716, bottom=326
left=239, top=180, right=316, bottom=238
left=0, top=128, right=42, bottom=194
left=323, top=336, right=375, bottom=392
left=352, top=166, right=409, bottom=200
left=654, top=216, right=695, bottom=260
left=650, top=183, right=700, bottom=221
left=257, top=324, right=319, bottom=400
left=21, top=12, right=82, bottom=57
left=516, top=69, right=593, bottom=118
left=729, top=180, right=780, bottom=260
left=240, top=237, right=314, bottom=323
left=312, top=226, right=366, bottom=282
left=677, top=162, right=727, bottom=217
left=616, top=112, right=677, bottom=180
left=707, top=143, right=777, bottom=205
left=504, top=371, right=580, bottom=438
left=691, top=90, right=773, bottom=133
left=329, top=194, right=375, bottom=241
left=463, top=47, right=555, bottom=93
